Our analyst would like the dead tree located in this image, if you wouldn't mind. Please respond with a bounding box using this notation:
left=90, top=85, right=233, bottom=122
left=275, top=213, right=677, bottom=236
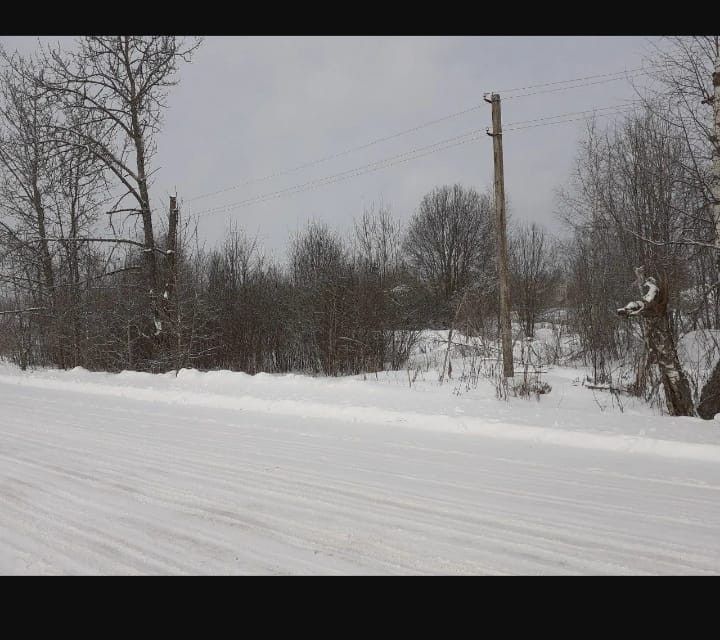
left=35, top=36, right=201, bottom=344
left=617, top=268, right=695, bottom=416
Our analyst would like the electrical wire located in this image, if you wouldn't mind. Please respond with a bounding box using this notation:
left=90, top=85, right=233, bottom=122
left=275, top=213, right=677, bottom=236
left=495, top=63, right=665, bottom=95
left=186, top=103, right=487, bottom=203
left=502, top=69, right=655, bottom=100
left=189, top=104, right=636, bottom=217
left=186, top=66, right=653, bottom=204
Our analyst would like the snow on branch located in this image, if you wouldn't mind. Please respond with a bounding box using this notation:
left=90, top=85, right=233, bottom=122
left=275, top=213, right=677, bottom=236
left=617, top=268, right=661, bottom=317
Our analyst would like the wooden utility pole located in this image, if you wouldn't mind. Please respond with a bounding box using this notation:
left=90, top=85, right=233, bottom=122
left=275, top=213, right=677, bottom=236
left=485, top=93, right=514, bottom=379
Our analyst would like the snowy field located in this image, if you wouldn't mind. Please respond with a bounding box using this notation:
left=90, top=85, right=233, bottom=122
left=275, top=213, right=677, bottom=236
left=1, top=347, right=720, bottom=574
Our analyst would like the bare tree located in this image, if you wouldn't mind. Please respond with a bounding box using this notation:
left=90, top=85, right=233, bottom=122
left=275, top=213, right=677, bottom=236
left=510, top=222, right=560, bottom=339
left=404, top=184, right=493, bottom=325
left=642, top=37, right=719, bottom=239
left=354, top=202, right=403, bottom=284
left=290, top=221, right=350, bottom=375
left=635, top=37, right=720, bottom=417
left=558, top=107, right=704, bottom=406
left=0, top=52, right=59, bottom=309
left=36, top=36, right=201, bottom=339
left=0, top=49, right=110, bottom=367
left=617, top=268, right=695, bottom=416
left=353, top=203, right=417, bottom=370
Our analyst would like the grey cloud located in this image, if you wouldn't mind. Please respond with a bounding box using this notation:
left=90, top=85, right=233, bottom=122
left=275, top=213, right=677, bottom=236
left=0, top=35, right=655, bottom=259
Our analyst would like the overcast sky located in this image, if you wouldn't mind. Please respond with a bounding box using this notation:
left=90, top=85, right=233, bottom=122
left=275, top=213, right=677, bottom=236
left=1, top=36, right=660, bottom=260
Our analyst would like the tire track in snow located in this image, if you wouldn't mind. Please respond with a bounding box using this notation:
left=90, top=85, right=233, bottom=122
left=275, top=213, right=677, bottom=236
left=2, top=378, right=720, bottom=574
left=2, top=402, right=716, bottom=572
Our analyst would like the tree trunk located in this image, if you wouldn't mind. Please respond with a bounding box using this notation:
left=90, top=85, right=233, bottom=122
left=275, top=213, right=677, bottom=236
left=121, top=37, right=159, bottom=341
left=618, top=274, right=695, bottom=417
left=699, top=49, right=720, bottom=420
left=644, top=313, right=695, bottom=416
left=697, top=357, right=720, bottom=419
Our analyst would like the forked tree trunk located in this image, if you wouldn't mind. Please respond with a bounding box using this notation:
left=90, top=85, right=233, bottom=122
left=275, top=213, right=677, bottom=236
left=617, top=272, right=695, bottom=417
left=644, top=313, right=696, bottom=416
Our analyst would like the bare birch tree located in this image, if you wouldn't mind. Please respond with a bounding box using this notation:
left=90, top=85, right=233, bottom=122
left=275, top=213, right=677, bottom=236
left=617, top=269, right=695, bottom=416
left=559, top=108, right=704, bottom=413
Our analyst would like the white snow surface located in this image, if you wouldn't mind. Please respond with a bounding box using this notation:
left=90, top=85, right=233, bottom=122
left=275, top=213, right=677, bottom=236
left=1, top=359, right=720, bottom=574
left=677, top=329, right=720, bottom=392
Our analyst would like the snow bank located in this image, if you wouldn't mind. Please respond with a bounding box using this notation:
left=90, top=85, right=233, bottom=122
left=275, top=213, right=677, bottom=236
left=1, top=363, right=719, bottom=463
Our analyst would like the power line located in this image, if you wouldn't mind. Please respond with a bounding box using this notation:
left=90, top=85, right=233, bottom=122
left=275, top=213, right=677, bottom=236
left=503, top=101, right=639, bottom=128
left=186, top=103, right=486, bottom=203
left=495, top=63, right=666, bottom=95
left=505, top=107, right=634, bottom=132
left=189, top=104, right=635, bottom=218
left=186, top=66, right=654, bottom=204
left=192, top=128, right=488, bottom=216
left=194, top=134, right=483, bottom=215
left=192, top=107, right=635, bottom=216
left=502, top=69, right=656, bottom=100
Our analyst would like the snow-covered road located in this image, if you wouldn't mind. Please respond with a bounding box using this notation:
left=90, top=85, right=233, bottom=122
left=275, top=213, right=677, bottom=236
left=1, top=370, right=720, bottom=574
